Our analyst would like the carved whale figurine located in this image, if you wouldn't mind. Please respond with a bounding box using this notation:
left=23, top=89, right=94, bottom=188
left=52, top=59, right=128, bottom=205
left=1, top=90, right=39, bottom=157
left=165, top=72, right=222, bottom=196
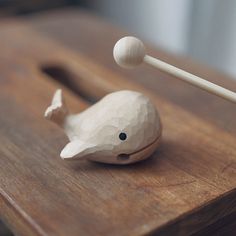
left=45, top=89, right=162, bottom=164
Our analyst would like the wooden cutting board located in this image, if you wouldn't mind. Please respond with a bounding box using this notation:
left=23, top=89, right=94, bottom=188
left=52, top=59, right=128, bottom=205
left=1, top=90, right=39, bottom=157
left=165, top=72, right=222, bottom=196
left=0, top=9, right=236, bottom=236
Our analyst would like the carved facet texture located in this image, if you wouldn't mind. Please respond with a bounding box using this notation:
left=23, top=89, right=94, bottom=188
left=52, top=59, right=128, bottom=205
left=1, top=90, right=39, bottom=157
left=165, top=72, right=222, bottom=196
left=45, top=90, right=162, bottom=164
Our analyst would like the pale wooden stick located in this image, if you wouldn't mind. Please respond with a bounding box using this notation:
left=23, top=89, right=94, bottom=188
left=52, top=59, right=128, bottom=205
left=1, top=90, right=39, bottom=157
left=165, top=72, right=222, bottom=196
left=144, top=55, right=236, bottom=103
left=113, top=36, right=236, bottom=103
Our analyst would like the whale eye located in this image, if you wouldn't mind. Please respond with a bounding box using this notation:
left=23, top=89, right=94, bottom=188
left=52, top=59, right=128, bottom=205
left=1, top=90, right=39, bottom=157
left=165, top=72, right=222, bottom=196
left=119, top=132, right=127, bottom=141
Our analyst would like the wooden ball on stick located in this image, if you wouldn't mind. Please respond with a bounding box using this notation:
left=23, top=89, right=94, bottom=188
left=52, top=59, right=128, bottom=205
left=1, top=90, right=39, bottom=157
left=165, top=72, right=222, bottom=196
left=113, top=36, right=236, bottom=103
left=113, top=36, right=145, bottom=68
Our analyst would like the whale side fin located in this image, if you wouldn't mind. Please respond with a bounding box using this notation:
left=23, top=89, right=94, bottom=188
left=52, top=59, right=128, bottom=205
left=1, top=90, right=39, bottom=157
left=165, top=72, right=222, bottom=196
left=60, top=140, right=96, bottom=160
left=60, top=140, right=83, bottom=160
left=44, top=89, right=68, bottom=127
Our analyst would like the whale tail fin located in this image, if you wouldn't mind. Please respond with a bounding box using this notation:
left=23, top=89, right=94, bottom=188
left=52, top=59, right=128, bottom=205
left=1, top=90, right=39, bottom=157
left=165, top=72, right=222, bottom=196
left=44, top=89, right=68, bottom=127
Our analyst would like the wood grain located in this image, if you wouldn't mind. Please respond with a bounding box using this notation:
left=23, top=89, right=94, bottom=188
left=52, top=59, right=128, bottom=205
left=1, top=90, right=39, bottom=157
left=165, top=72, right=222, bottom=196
left=0, top=9, right=235, bottom=236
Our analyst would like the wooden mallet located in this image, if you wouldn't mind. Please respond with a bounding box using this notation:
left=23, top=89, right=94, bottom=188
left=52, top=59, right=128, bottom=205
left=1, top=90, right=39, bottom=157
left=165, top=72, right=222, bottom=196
left=113, top=36, right=236, bottom=103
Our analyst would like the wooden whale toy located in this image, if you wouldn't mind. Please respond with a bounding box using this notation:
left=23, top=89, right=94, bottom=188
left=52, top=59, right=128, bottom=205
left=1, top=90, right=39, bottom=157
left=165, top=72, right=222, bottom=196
left=45, top=89, right=162, bottom=164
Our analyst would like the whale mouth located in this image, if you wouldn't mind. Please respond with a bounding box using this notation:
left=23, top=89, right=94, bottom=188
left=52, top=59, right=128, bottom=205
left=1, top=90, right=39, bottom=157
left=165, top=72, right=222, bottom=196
left=116, top=134, right=161, bottom=163
left=117, top=153, right=130, bottom=161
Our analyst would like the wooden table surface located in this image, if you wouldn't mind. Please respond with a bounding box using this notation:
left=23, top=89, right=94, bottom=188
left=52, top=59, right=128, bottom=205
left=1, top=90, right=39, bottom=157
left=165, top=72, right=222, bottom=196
left=0, top=8, right=236, bottom=236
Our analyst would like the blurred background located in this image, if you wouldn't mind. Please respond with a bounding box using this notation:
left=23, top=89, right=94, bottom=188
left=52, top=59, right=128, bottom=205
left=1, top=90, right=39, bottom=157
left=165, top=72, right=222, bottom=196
left=0, top=0, right=236, bottom=79
left=0, top=1, right=235, bottom=235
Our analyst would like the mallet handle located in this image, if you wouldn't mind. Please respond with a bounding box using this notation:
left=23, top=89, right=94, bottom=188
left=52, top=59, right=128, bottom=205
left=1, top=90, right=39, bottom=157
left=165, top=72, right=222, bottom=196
left=144, top=55, right=236, bottom=103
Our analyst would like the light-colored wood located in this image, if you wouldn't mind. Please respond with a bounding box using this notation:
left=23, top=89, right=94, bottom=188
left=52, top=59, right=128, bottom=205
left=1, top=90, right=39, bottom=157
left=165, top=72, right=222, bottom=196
left=113, top=36, right=145, bottom=68
left=144, top=55, right=236, bottom=103
left=113, top=36, right=236, bottom=103
left=45, top=89, right=162, bottom=164
left=45, top=89, right=68, bottom=126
